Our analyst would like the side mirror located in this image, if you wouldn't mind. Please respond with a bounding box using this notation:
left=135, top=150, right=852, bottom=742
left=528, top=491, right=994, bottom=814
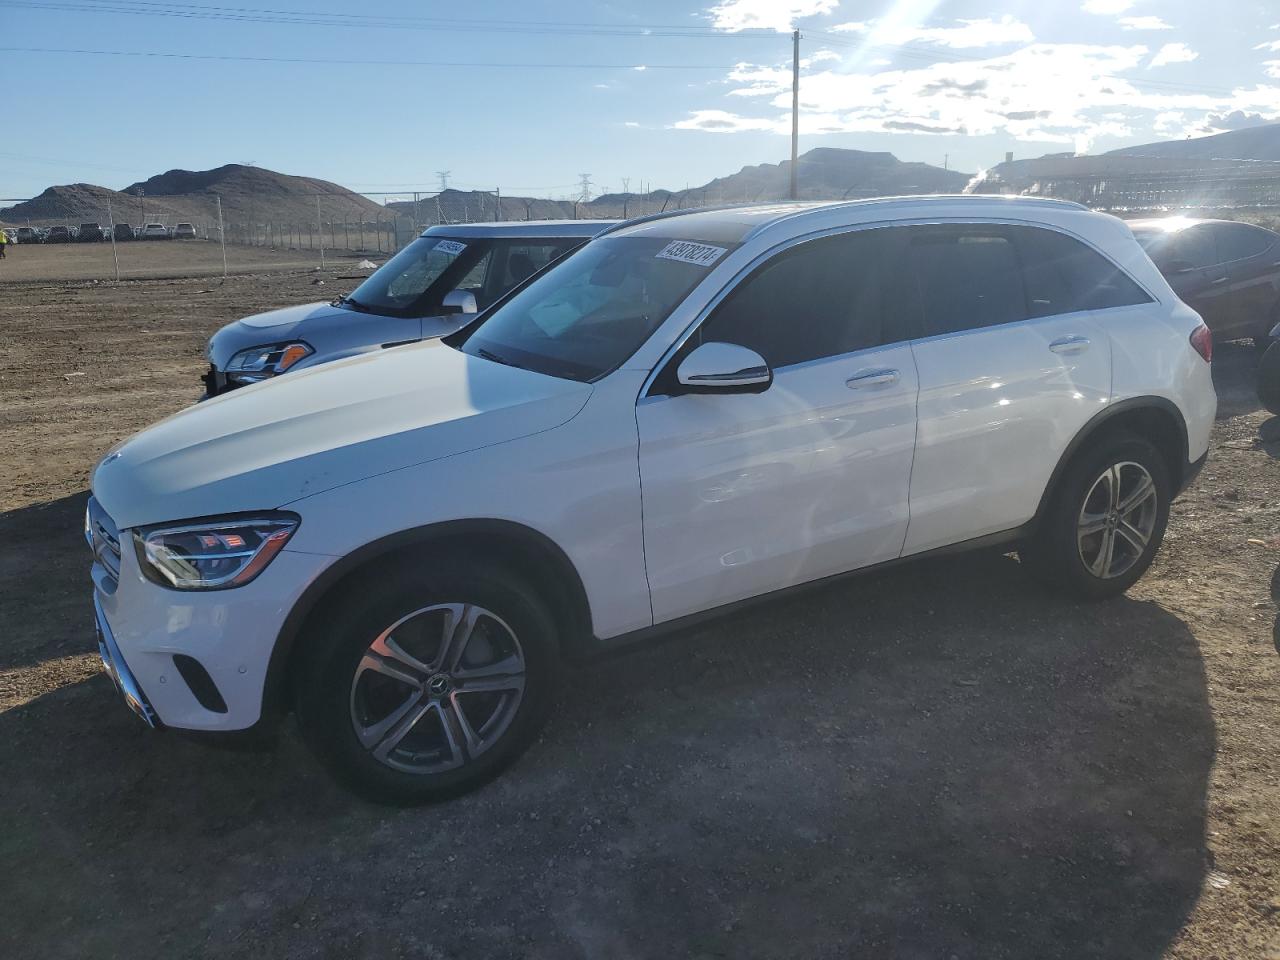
left=441, top=289, right=479, bottom=315
left=676, top=342, right=772, bottom=394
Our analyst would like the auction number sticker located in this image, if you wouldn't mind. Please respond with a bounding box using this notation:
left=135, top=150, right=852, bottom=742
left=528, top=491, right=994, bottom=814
left=434, top=239, right=468, bottom=256
left=655, top=240, right=727, bottom=267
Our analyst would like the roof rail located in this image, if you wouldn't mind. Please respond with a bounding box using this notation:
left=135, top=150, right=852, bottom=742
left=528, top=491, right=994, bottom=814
left=596, top=201, right=772, bottom=238
left=740, top=194, right=1091, bottom=242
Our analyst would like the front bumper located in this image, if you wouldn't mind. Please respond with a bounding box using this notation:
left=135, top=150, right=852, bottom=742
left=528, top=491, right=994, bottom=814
left=90, top=507, right=336, bottom=731
left=95, top=593, right=159, bottom=728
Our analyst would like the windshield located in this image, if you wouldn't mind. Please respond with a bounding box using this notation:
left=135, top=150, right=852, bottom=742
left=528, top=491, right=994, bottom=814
left=344, top=236, right=486, bottom=316
left=458, top=236, right=731, bottom=382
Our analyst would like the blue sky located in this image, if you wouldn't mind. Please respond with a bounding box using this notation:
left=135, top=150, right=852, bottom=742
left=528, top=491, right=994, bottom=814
left=3, top=0, right=1280, bottom=204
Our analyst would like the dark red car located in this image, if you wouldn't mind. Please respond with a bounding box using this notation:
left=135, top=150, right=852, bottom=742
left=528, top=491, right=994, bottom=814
left=1130, top=218, right=1280, bottom=346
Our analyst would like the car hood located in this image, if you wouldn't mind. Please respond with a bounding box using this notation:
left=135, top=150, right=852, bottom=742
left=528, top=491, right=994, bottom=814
left=237, top=300, right=344, bottom=331
left=92, top=341, right=592, bottom=530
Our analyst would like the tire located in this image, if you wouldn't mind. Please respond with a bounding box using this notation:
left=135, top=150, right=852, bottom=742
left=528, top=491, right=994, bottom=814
left=295, top=559, right=559, bottom=805
left=1259, top=340, right=1280, bottom=417
left=1020, top=433, right=1171, bottom=600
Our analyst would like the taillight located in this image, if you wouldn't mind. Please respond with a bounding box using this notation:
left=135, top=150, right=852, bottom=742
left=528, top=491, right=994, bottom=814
left=1190, top=324, right=1213, bottom=363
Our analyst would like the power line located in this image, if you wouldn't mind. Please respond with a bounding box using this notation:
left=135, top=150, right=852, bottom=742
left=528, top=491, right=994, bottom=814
left=0, top=47, right=738, bottom=70
left=8, top=0, right=785, bottom=38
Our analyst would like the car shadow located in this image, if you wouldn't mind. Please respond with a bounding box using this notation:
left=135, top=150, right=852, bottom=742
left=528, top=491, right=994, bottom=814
left=1212, top=340, right=1263, bottom=421
left=0, top=491, right=1215, bottom=959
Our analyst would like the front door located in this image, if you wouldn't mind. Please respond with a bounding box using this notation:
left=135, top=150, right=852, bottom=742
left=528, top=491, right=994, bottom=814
left=636, top=228, right=918, bottom=624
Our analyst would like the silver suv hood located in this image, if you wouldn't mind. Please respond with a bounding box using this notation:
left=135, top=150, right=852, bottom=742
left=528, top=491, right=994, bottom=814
left=93, top=341, right=591, bottom=529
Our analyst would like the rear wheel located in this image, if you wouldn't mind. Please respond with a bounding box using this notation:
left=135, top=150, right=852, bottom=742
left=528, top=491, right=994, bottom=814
left=1021, top=434, right=1171, bottom=599
left=295, top=560, right=559, bottom=804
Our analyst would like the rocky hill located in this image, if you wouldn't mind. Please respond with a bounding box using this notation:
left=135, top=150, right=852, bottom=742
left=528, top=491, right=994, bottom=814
left=4, top=149, right=970, bottom=229
left=3, top=164, right=386, bottom=228
left=1107, top=122, right=1280, bottom=163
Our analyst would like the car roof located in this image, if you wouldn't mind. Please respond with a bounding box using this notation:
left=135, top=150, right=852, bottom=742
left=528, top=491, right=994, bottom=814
left=602, top=196, right=1091, bottom=245
left=1127, top=216, right=1278, bottom=236
left=420, top=220, right=618, bottom=240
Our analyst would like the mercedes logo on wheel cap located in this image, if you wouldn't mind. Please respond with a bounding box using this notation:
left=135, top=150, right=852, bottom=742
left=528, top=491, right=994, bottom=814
left=427, top=675, right=451, bottom=696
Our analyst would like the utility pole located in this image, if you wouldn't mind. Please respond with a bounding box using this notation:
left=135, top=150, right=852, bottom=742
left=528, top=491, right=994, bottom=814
left=578, top=173, right=593, bottom=203
left=137, top=188, right=145, bottom=226
left=790, top=29, right=800, bottom=201
left=436, top=170, right=451, bottom=191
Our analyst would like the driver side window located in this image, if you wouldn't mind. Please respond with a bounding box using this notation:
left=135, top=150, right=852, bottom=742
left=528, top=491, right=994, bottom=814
left=696, top=229, right=894, bottom=368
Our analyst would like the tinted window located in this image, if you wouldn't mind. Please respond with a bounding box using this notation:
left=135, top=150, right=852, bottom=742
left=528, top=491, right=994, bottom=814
left=906, top=227, right=1026, bottom=336
left=1175, top=226, right=1219, bottom=269
left=1214, top=222, right=1276, bottom=262
left=1014, top=226, right=1152, bottom=314
left=695, top=230, right=896, bottom=368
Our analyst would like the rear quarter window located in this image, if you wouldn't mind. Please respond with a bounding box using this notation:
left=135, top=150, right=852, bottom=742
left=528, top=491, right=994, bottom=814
left=1012, top=226, right=1152, bottom=314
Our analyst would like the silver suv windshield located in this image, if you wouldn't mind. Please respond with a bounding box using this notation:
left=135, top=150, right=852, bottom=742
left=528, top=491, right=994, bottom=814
left=457, top=236, right=732, bottom=382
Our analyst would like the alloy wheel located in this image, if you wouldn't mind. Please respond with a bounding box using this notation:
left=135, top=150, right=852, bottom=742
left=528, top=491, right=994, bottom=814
left=349, top=603, right=527, bottom=774
left=1076, top=461, right=1159, bottom=580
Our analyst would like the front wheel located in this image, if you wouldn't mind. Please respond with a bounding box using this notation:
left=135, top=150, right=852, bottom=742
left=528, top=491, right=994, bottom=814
left=295, top=561, right=559, bottom=804
left=1258, top=340, right=1280, bottom=416
left=1020, top=434, right=1171, bottom=599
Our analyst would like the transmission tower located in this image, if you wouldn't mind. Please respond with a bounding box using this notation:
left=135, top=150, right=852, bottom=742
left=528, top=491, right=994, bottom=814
left=436, top=170, right=452, bottom=191
left=578, top=173, right=593, bottom=202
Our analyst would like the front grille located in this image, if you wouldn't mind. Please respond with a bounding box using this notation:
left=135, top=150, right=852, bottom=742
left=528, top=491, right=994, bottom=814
left=87, top=496, right=122, bottom=589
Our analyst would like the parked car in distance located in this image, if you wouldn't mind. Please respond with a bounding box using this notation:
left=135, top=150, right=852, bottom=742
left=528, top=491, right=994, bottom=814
left=2, top=228, right=16, bottom=244
left=46, top=225, right=74, bottom=243
left=173, top=222, right=197, bottom=240
left=113, top=222, right=135, bottom=241
left=142, top=223, right=170, bottom=240
left=1130, top=217, right=1280, bottom=346
left=88, top=197, right=1216, bottom=803
left=202, top=220, right=616, bottom=396
left=76, top=223, right=107, bottom=242
left=16, top=226, right=42, bottom=243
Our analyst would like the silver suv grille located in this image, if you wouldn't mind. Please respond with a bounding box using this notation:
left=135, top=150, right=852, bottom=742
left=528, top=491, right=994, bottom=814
left=86, top=496, right=122, bottom=587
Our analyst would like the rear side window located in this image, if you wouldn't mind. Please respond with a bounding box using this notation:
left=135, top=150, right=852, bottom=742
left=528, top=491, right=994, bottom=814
left=1214, top=222, right=1276, bottom=263
left=1013, top=226, right=1152, bottom=314
left=696, top=229, right=897, bottom=368
left=904, top=227, right=1026, bottom=336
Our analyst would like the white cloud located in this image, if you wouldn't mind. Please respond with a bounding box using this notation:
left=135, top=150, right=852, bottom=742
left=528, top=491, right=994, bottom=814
left=829, top=15, right=1033, bottom=48
left=1082, top=0, right=1134, bottom=13
left=672, top=109, right=780, bottom=132
left=1199, top=109, right=1277, bottom=132
left=674, top=41, right=1280, bottom=153
left=1258, top=41, right=1280, bottom=53
left=624, top=121, right=641, bottom=127
left=1118, top=16, right=1172, bottom=30
left=1267, top=61, right=1280, bottom=79
left=706, top=0, right=838, bottom=33
left=1150, top=42, right=1198, bottom=67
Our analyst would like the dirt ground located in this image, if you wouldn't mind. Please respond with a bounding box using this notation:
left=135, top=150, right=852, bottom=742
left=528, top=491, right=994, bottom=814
left=1, top=244, right=1278, bottom=960
left=0, top=237, right=370, bottom=282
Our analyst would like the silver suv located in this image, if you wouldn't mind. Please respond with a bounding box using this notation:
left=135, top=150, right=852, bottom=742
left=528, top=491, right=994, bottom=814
left=202, top=220, right=616, bottom=396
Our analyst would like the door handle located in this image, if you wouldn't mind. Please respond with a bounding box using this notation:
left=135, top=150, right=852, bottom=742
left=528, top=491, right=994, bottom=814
left=846, top=368, right=900, bottom=389
left=1049, top=335, right=1090, bottom=355
left=1211, top=275, right=1229, bottom=285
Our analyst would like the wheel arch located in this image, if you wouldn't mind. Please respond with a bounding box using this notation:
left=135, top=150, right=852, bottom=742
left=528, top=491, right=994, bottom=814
left=259, top=519, right=594, bottom=724
left=1032, top=397, right=1190, bottom=529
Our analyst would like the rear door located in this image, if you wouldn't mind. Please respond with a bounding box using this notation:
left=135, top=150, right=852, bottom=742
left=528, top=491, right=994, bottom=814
left=1213, top=222, right=1280, bottom=340
left=900, top=222, right=1150, bottom=555
left=636, top=228, right=919, bottom=623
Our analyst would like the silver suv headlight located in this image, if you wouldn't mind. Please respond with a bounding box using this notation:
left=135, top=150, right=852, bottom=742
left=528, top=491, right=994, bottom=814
left=224, top=341, right=313, bottom=382
left=134, top=515, right=299, bottom=590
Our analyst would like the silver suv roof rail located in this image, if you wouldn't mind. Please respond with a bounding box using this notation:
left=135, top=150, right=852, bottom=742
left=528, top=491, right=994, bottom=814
left=596, top=203, right=766, bottom=238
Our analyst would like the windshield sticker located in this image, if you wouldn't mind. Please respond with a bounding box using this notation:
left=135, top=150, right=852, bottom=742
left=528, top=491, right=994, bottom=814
left=655, top=240, right=727, bottom=267
left=434, top=239, right=467, bottom=256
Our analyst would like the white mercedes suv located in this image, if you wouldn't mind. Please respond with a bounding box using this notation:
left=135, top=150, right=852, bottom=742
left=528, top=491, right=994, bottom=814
left=87, top=198, right=1216, bottom=803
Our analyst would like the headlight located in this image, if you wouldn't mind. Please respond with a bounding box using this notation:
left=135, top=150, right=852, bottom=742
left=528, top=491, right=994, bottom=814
left=134, top=515, right=299, bottom=590
left=224, top=342, right=313, bottom=380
